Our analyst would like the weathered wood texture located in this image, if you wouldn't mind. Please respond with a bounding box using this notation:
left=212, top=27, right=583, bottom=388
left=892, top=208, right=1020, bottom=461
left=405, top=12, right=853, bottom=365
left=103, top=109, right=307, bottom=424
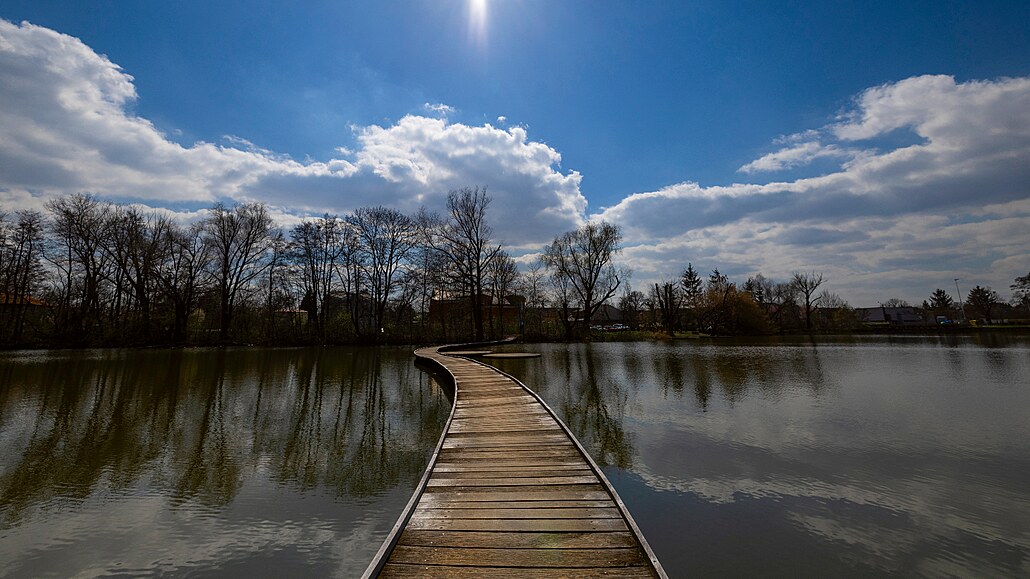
left=363, top=346, right=667, bottom=578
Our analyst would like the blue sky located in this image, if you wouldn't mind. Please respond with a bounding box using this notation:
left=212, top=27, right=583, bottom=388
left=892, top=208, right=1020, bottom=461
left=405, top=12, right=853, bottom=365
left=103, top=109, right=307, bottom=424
left=1, top=1, right=1028, bottom=304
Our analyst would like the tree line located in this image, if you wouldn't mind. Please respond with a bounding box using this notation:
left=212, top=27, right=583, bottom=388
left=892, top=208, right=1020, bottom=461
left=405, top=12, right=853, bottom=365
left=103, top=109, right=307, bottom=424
left=0, top=187, right=625, bottom=347
left=2, top=188, right=1026, bottom=347
left=624, top=268, right=852, bottom=336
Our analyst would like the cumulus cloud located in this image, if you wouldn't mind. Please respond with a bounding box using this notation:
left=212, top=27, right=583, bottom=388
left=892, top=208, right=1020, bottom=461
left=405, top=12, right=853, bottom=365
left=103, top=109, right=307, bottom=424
left=0, top=19, right=585, bottom=246
left=604, top=74, right=1030, bottom=304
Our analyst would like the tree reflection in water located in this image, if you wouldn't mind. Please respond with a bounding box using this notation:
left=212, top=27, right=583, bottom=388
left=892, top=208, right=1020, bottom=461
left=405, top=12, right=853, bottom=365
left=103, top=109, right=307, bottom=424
left=0, top=347, right=450, bottom=527
left=488, top=340, right=834, bottom=467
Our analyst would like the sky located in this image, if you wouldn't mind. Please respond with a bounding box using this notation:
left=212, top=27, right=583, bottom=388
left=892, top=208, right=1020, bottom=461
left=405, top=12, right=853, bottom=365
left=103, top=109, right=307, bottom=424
left=1, top=1, right=1028, bottom=306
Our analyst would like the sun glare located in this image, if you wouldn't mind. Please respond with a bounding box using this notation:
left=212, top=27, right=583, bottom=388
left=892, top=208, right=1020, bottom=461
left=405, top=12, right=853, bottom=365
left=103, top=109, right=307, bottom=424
left=468, top=0, right=488, bottom=47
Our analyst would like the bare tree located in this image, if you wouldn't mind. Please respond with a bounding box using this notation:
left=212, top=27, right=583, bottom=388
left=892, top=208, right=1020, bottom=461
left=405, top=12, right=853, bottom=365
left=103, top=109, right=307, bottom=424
left=263, top=230, right=290, bottom=339
left=155, top=222, right=210, bottom=343
left=518, top=261, right=548, bottom=337
left=791, top=271, right=825, bottom=330
left=348, top=206, right=419, bottom=338
left=487, top=250, right=520, bottom=337
left=106, top=206, right=168, bottom=339
left=768, top=279, right=800, bottom=331
left=881, top=298, right=910, bottom=308
left=1011, top=272, right=1030, bottom=312
left=0, top=211, right=44, bottom=342
left=549, top=266, right=578, bottom=340
left=45, top=194, right=115, bottom=339
left=617, top=286, right=646, bottom=330
left=651, top=281, right=681, bottom=335
left=201, top=202, right=275, bottom=341
left=425, top=187, right=502, bottom=341
left=290, top=215, right=346, bottom=340
left=542, top=221, right=626, bottom=335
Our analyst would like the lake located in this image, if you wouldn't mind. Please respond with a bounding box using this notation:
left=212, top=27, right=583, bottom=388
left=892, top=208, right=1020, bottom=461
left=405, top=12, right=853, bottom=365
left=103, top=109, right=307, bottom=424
left=1, top=335, right=1028, bottom=577
left=486, top=335, right=1030, bottom=577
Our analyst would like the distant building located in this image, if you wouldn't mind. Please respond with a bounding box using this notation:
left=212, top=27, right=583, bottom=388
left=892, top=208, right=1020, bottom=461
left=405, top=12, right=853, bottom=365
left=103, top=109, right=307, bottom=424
left=428, top=293, right=524, bottom=337
left=855, top=306, right=925, bottom=327
left=592, top=304, right=624, bottom=324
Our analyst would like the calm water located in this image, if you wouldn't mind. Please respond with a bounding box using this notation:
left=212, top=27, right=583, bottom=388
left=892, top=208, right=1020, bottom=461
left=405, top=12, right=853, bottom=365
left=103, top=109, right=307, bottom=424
left=0, top=347, right=449, bottom=578
left=1, top=337, right=1028, bottom=577
left=486, top=335, right=1030, bottom=578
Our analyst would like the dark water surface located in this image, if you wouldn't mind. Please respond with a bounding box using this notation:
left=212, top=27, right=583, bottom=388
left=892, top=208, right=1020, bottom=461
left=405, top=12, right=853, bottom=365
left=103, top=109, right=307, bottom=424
left=1, top=337, right=1028, bottom=577
left=485, top=335, right=1030, bottom=578
left=0, top=347, right=449, bottom=578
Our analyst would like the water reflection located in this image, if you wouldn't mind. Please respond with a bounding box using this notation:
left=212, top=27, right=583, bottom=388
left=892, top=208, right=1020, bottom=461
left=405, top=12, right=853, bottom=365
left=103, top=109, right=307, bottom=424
left=0, top=347, right=449, bottom=577
left=489, top=336, right=1030, bottom=578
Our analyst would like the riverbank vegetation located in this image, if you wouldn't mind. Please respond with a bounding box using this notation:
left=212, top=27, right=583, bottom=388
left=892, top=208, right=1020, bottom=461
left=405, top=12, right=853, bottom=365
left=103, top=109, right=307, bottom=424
left=2, top=188, right=1027, bottom=348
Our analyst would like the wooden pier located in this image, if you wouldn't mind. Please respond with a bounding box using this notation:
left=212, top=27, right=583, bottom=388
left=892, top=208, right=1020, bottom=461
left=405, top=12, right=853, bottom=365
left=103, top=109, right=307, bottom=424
left=363, top=345, right=666, bottom=578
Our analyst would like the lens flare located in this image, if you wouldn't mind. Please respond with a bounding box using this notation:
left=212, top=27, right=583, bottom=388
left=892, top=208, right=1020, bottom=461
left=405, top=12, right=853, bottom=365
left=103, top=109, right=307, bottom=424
left=468, top=0, right=488, bottom=48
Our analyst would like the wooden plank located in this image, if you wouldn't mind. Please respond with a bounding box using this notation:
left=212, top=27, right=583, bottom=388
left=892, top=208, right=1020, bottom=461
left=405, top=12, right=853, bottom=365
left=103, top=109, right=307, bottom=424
left=445, top=429, right=565, bottom=438
left=430, top=469, right=595, bottom=479
left=438, top=449, right=582, bottom=460
left=419, top=488, right=612, bottom=502
left=441, top=439, right=571, bottom=449
left=447, top=423, right=559, bottom=432
left=415, top=499, right=616, bottom=510
left=450, top=413, right=552, bottom=422
left=426, top=475, right=599, bottom=487
left=379, top=564, right=656, bottom=578
left=411, top=507, right=623, bottom=520
left=431, top=463, right=590, bottom=472
left=404, top=517, right=630, bottom=532
left=447, top=425, right=564, bottom=434
left=454, top=400, right=540, bottom=409
left=388, top=545, right=647, bottom=568
left=396, top=530, right=638, bottom=549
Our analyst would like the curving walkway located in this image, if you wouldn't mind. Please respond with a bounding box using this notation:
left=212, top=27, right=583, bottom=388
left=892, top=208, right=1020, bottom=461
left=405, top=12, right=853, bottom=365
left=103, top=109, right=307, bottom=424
left=363, top=345, right=666, bottom=578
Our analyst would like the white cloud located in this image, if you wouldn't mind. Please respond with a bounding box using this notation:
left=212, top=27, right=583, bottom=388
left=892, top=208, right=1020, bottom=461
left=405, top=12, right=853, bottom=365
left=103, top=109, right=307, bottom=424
left=0, top=20, right=584, bottom=246
left=738, top=141, right=853, bottom=174
left=605, top=74, right=1030, bottom=304
left=422, top=102, right=456, bottom=116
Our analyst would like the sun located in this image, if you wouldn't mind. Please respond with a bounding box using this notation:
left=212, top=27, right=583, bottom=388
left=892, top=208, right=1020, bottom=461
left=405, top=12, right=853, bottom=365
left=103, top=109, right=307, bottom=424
left=468, top=0, right=488, bottom=47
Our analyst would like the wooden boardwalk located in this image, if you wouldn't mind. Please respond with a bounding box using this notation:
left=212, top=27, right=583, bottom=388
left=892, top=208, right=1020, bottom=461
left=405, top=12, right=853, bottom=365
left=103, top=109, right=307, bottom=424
left=363, top=345, right=666, bottom=578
